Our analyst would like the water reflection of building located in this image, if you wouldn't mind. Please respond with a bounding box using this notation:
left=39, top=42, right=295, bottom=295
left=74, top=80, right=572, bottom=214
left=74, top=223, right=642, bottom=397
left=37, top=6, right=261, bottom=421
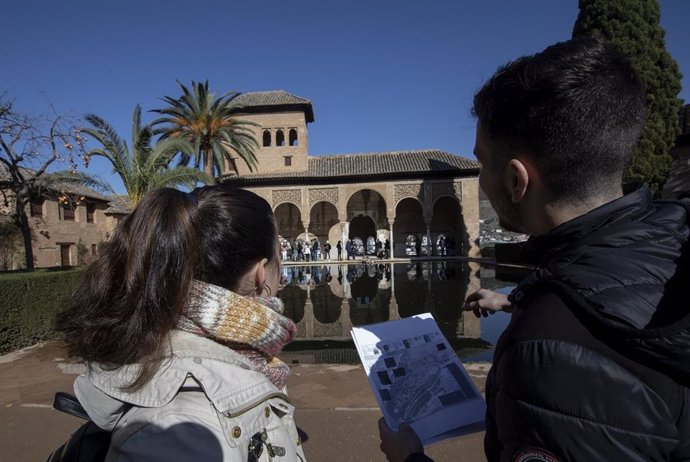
left=278, top=262, right=481, bottom=344
left=222, top=91, right=481, bottom=257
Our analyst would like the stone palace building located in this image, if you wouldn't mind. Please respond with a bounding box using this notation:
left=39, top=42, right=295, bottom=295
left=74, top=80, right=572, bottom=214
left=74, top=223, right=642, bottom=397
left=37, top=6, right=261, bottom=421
left=224, top=90, right=481, bottom=258
left=1, top=90, right=480, bottom=269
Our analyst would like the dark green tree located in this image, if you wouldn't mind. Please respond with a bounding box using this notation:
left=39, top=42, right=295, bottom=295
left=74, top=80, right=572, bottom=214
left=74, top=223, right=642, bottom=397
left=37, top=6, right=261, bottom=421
left=573, top=0, right=683, bottom=195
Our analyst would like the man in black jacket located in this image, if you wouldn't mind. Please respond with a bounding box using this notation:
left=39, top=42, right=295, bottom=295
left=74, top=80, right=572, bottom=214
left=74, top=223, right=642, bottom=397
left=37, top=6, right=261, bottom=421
left=379, top=37, right=690, bottom=462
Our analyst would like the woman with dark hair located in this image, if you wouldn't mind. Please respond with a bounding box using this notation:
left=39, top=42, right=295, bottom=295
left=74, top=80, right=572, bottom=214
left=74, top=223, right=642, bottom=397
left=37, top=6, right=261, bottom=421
left=58, top=186, right=306, bottom=461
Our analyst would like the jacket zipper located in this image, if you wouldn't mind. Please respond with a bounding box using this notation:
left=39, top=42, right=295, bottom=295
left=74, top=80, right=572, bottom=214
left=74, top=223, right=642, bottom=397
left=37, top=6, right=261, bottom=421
left=224, top=392, right=291, bottom=418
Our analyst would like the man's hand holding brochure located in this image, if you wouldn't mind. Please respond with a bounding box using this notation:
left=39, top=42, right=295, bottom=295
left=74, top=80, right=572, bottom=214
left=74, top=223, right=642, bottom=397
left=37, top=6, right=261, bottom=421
left=351, top=313, right=485, bottom=446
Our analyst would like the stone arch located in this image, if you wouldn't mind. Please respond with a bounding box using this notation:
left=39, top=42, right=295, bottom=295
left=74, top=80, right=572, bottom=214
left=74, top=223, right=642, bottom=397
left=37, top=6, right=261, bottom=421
left=393, top=263, right=428, bottom=318
left=431, top=196, right=468, bottom=256
left=309, top=201, right=339, bottom=248
left=346, top=185, right=387, bottom=220
left=276, top=129, right=285, bottom=146
left=394, top=197, right=425, bottom=257
left=274, top=202, right=304, bottom=243
left=289, top=128, right=298, bottom=146
left=349, top=216, right=376, bottom=256
left=311, top=283, right=342, bottom=324
left=348, top=265, right=390, bottom=325
left=346, top=189, right=387, bottom=250
left=262, top=130, right=271, bottom=147
left=278, top=285, right=306, bottom=323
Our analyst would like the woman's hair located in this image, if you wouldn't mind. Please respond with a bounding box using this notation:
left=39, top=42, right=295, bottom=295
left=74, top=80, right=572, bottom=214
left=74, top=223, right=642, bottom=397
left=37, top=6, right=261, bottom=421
left=57, top=186, right=278, bottom=390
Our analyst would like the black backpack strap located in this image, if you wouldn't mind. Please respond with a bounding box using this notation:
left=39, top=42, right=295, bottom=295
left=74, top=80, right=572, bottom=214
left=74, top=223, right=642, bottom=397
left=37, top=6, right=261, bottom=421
left=53, top=392, right=90, bottom=420
left=48, top=385, right=204, bottom=462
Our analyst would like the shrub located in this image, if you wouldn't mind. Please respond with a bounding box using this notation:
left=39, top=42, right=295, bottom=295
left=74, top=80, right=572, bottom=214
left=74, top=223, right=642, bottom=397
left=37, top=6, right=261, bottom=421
left=0, top=268, right=83, bottom=354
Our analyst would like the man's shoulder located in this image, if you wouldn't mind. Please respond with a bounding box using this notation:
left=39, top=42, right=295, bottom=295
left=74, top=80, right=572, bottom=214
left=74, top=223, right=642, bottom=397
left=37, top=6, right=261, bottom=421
left=499, top=290, right=581, bottom=347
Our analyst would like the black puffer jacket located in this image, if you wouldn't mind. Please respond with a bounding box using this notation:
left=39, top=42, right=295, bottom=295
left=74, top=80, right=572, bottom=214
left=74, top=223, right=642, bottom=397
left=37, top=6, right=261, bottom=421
left=485, top=186, right=690, bottom=462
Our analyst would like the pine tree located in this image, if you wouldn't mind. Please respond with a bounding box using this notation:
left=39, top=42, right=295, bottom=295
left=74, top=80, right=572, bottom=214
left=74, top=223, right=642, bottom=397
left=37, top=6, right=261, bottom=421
left=573, top=0, right=683, bottom=195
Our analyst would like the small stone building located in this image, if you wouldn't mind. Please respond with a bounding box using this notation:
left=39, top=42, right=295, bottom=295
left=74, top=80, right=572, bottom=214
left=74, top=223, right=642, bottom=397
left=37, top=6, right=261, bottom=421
left=0, top=175, right=126, bottom=269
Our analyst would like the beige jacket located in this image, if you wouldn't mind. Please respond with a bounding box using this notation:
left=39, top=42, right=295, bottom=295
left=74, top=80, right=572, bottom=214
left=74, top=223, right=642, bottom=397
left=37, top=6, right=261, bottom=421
left=74, top=330, right=306, bottom=461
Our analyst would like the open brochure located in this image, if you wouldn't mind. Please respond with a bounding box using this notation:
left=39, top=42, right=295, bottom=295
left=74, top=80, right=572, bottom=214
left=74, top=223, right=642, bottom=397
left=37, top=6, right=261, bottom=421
left=351, top=313, right=485, bottom=445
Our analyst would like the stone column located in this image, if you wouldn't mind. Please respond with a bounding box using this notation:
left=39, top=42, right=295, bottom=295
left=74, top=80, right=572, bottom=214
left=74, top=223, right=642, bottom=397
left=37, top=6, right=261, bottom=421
left=389, top=294, right=400, bottom=320
left=304, top=291, right=314, bottom=339
left=339, top=221, right=347, bottom=260
left=387, top=218, right=395, bottom=259
left=424, top=218, right=432, bottom=256
left=303, top=221, right=310, bottom=240
left=460, top=179, right=480, bottom=257
left=339, top=299, right=352, bottom=336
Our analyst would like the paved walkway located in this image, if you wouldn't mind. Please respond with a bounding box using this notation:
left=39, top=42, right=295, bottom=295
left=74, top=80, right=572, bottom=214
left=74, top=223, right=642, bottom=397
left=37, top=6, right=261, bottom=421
left=0, top=342, right=490, bottom=462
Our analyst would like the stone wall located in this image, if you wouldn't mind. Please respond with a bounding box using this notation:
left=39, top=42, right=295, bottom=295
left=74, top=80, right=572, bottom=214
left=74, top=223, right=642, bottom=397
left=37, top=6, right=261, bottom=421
left=228, top=111, right=309, bottom=175
left=3, top=196, right=117, bottom=269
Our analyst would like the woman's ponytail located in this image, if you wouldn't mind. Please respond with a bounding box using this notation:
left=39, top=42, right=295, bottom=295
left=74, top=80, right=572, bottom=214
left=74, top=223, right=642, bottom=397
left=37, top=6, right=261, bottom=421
left=58, top=188, right=199, bottom=390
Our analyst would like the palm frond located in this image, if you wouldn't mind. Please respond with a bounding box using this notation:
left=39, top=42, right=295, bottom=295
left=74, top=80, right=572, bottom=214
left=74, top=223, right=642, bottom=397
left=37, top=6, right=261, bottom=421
left=151, top=166, right=214, bottom=190
left=149, top=81, right=259, bottom=178
left=45, top=170, right=116, bottom=196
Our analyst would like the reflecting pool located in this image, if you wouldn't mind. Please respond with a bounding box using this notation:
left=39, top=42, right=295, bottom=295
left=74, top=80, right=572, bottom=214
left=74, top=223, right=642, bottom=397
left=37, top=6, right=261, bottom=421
left=277, top=261, right=515, bottom=362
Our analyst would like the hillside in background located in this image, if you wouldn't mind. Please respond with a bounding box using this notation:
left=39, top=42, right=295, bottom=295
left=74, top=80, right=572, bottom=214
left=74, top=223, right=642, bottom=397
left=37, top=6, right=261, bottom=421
left=478, top=190, right=528, bottom=248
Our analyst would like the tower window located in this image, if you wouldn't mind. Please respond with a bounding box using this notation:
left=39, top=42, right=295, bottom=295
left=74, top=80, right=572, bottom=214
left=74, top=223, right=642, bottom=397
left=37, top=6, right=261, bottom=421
left=284, top=156, right=292, bottom=166
left=289, top=128, right=298, bottom=146
left=276, top=129, right=285, bottom=147
left=263, top=129, right=271, bottom=147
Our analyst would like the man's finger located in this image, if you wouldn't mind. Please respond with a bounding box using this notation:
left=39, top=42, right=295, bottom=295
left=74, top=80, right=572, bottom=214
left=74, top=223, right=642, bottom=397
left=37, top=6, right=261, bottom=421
left=378, top=417, right=392, bottom=437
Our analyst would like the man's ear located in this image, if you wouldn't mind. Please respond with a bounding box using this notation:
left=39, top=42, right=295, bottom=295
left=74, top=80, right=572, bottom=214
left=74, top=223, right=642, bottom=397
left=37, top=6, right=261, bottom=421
left=508, top=159, right=530, bottom=203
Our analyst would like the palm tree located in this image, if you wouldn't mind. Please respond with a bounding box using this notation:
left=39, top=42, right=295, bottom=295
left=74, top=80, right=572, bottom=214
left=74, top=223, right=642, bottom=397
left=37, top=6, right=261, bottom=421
left=80, top=105, right=213, bottom=208
left=151, top=80, right=259, bottom=177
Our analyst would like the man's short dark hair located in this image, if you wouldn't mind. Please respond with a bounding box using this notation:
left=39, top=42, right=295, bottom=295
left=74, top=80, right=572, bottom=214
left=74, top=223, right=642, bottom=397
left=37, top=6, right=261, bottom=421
left=472, top=37, right=645, bottom=202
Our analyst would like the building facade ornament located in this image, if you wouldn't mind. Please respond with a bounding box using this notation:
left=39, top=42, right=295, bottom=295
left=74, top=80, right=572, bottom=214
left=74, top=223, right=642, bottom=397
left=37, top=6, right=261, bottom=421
left=308, top=187, right=339, bottom=208
left=394, top=183, right=423, bottom=205
left=431, top=181, right=464, bottom=204
left=272, top=188, right=302, bottom=210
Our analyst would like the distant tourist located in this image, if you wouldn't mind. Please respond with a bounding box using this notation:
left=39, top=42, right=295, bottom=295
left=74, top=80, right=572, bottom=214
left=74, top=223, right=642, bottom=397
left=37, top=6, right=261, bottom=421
left=378, top=37, right=690, bottom=462
left=384, top=238, right=390, bottom=258
left=58, top=186, right=305, bottom=461
left=336, top=240, right=343, bottom=260
left=345, top=239, right=354, bottom=260
left=311, top=239, right=319, bottom=261
left=292, top=240, right=299, bottom=261
left=281, top=240, right=289, bottom=261
left=324, top=240, right=332, bottom=261
left=445, top=235, right=455, bottom=256
left=303, top=242, right=311, bottom=262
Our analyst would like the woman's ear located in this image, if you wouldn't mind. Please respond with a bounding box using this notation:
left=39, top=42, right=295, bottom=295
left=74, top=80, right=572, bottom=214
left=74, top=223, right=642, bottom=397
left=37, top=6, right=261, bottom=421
left=253, top=258, right=269, bottom=293
left=507, top=158, right=530, bottom=203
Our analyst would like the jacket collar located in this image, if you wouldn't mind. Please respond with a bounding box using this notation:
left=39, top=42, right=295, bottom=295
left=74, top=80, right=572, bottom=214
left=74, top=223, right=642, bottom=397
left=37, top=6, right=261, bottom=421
left=520, top=184, right=651, bottom=265
left=75, top=330, right=281, bottom=424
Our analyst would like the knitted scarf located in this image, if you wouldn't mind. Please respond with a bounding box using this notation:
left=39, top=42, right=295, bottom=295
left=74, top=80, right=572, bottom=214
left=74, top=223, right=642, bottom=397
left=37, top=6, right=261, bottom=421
left=177, top=280, right=297, bottom=389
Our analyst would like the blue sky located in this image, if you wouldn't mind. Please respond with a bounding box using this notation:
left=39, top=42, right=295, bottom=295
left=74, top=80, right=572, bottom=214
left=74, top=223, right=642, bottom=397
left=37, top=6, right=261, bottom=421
left=3, top=0, right=689, bottom=194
